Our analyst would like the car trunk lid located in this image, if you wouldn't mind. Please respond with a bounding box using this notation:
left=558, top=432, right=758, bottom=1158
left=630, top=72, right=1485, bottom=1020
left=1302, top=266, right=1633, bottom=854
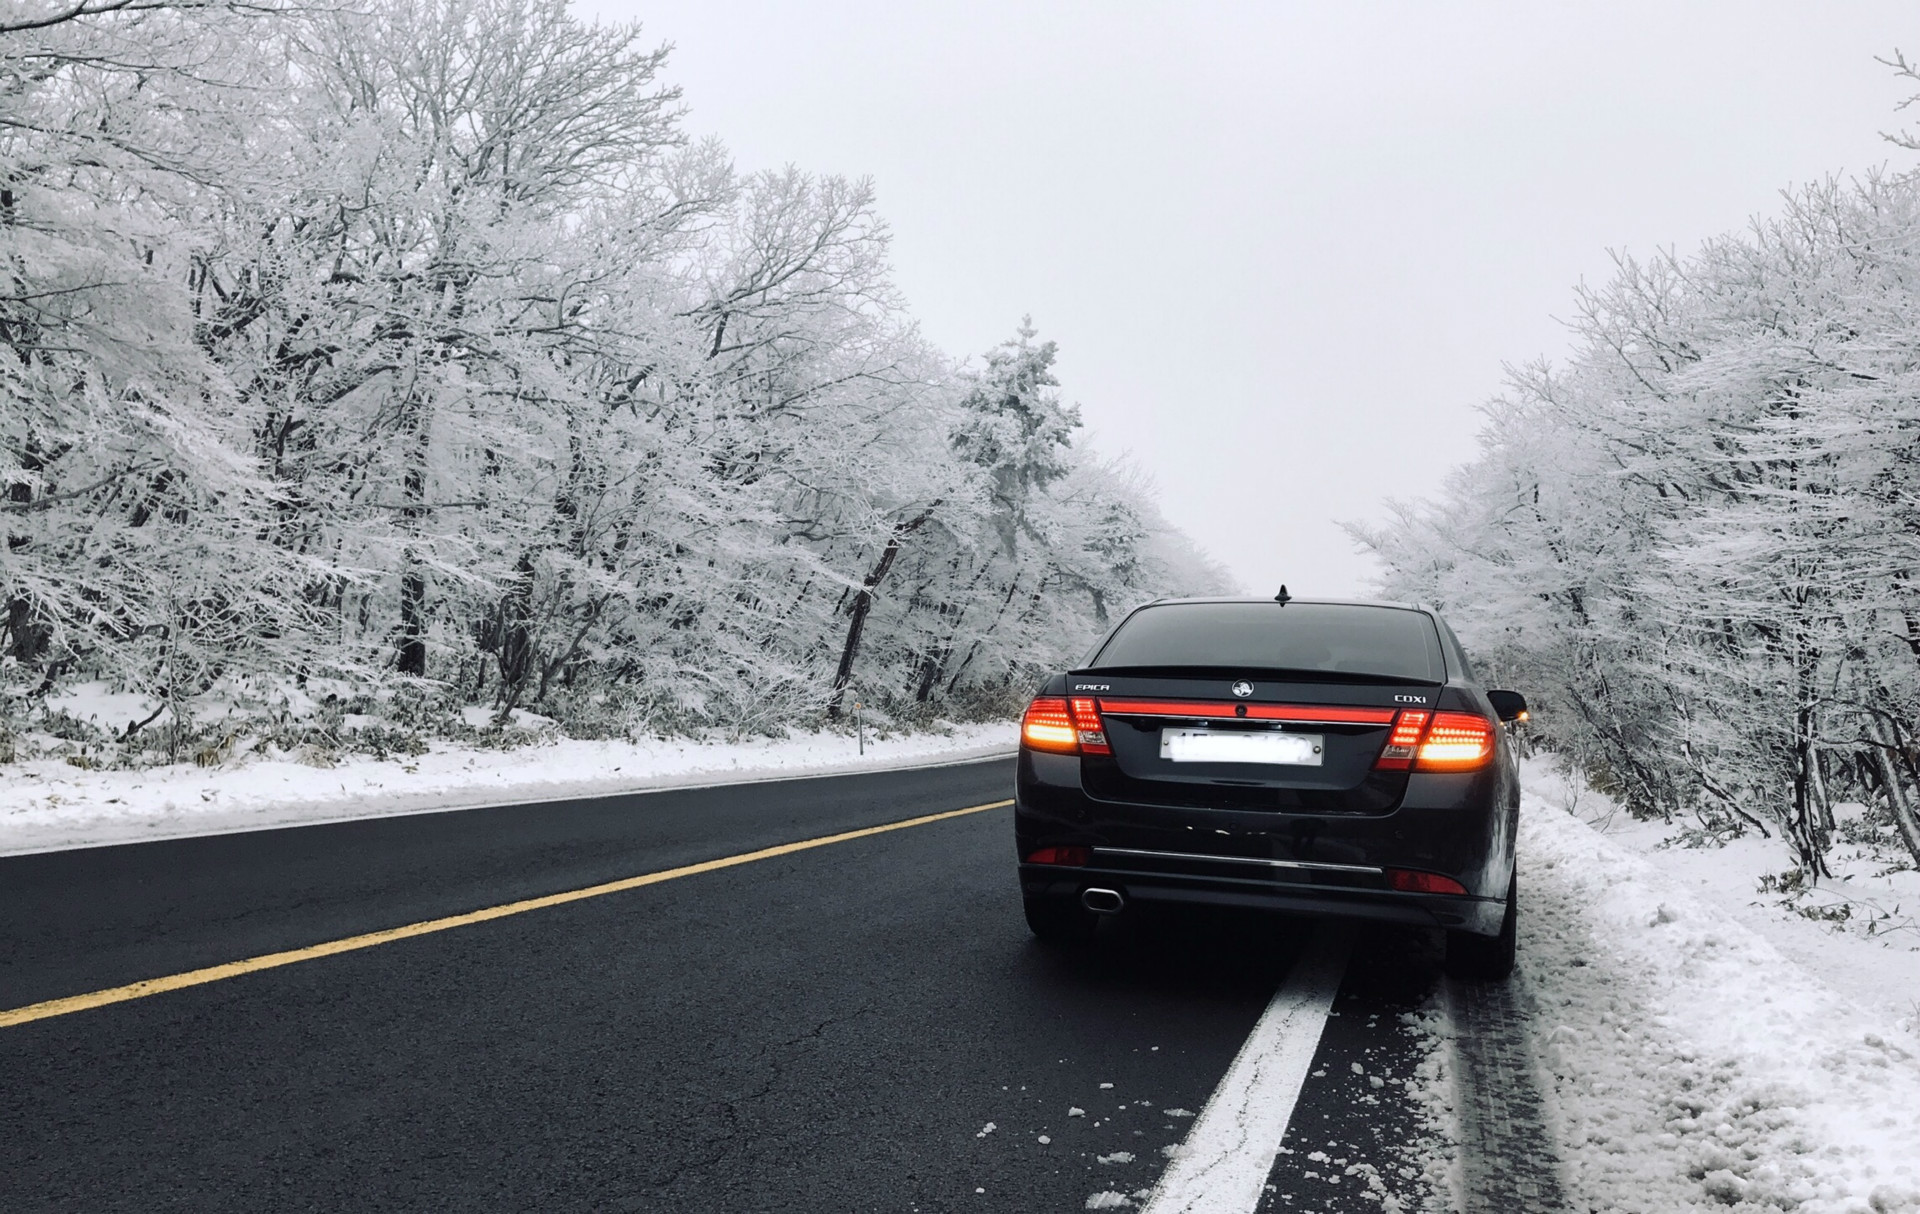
left=1069, top=672, right=1439, bottom=813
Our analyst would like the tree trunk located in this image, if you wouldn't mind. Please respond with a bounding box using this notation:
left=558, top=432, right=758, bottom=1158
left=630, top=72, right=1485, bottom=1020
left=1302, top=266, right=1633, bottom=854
left=495, top=553, right=536, bottom=697
left=828, top=503, right=938, bottom=719
left=1787, top=635, right=1830, bottom=879
left=914, top=561, right=988, bottom=703
left=397, top=459, right=429, bottom=676
left=1867, top=717, right=1920, bottom=871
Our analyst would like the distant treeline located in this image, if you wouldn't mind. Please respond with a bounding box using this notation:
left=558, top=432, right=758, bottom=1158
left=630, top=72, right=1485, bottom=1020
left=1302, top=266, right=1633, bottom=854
left=0, top=0, right=1226, bottom=752
left=1359, top=159, right=1920, bottom=874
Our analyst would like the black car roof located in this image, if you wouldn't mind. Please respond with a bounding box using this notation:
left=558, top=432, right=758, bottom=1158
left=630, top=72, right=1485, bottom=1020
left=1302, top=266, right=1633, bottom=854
left=1139, top=596, right=1428, bottom=613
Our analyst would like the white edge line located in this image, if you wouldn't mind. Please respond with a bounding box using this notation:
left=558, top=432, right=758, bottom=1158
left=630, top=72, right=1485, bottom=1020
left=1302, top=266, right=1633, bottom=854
left=0, top=746, right=1020, bottom=858
left=1142, top=923, right=1353, bottom=1214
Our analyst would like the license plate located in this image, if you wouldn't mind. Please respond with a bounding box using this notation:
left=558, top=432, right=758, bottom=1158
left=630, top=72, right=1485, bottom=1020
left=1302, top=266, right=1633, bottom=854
left=1159, top=729, right=1324, bottom=766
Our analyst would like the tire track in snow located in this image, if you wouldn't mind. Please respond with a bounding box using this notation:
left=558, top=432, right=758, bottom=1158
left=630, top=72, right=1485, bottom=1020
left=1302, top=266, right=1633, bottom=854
left=1446, top=972, right=1570, bottom=1211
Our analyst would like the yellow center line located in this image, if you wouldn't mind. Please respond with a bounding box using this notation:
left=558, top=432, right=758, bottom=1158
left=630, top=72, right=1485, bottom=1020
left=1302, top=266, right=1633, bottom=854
left=0, top=798, right=1013, bottom=1031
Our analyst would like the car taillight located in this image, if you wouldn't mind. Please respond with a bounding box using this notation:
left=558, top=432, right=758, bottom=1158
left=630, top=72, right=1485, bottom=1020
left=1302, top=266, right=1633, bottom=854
left=1373, top=708, right=1496, bottom=772
left=1021, top=697, right=1079, bottom=753
left=1068, top=697, right=1110, bottom=755
left=1024, top=845, right=1091, bottom=866
left=1021, top=695, right=1110, bottom=755
left=1374, top=710, right=1429, bottom=771
left=1385, top=868, right=1468, bottom=895
left=1416, top=712, right=1495, bottom=771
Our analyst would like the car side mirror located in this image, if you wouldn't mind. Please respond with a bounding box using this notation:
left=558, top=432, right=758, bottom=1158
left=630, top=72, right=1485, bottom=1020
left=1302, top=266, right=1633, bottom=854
left=1482, top=691, right=1528, bottom=722
left=1487, top=690, right=1528, bottom=723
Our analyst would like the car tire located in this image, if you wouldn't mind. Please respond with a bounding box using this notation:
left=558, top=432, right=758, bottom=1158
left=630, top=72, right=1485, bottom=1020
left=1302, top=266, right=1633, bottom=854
left=1023, top=895, right=1099, bottom=946
left=1445, top=869, right=1517, bottom=981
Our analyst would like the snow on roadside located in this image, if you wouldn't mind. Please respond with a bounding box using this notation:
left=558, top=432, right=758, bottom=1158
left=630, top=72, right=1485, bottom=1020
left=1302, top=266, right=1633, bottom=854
left=0, top=723, right=1016, bottom=856
left=1405, top=999, right=1465, bottom=1213
left=1525, top=760, right=1920, bottom=1036
left=1520, top=774, right=1920, bottom=1213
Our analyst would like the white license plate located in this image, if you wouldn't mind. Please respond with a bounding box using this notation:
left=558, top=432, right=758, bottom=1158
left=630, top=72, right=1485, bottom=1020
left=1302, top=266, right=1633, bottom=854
left=1159, top=729, right=1324, bottom=766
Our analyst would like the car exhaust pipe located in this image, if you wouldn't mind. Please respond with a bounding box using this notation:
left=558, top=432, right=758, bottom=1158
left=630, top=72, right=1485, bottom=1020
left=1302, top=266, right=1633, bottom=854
left=1081, top=887, right=1125, bottom=915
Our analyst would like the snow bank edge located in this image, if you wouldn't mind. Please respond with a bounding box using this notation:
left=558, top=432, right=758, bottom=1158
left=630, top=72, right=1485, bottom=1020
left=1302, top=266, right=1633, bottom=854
left=1, top=738, right=1018, bottom=858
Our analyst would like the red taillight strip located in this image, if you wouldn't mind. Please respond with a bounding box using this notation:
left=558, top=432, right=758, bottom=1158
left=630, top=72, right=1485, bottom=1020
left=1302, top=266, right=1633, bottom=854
left=1095, top=699, right=1396, bottom=726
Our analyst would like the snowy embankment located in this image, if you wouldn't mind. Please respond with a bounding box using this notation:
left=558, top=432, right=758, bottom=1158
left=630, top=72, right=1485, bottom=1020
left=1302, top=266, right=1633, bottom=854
left=1518, top=761, right=1920, bottom=1214
left=0, top=722, right=1016, bottom=856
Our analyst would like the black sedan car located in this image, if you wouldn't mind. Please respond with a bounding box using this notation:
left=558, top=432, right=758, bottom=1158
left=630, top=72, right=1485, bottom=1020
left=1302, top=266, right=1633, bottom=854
left=1015, top=595, right=1526, bottom=979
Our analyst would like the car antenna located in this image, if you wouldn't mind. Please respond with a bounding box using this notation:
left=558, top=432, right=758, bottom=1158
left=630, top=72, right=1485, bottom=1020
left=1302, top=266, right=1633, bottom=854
left=1274, top=584, right=1291, bottom=604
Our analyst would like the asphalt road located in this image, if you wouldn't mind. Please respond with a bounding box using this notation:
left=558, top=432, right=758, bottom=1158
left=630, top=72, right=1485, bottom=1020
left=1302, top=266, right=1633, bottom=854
left=0, top=756, right=1482, bottom=1213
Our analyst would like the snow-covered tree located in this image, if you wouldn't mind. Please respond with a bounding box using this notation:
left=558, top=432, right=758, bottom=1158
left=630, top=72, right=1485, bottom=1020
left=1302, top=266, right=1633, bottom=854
left=1359, top=168, right=1920, bottom=875
left=1, top=0, right=1222, bottom=756
left=1, top=1, right=323, bottom=745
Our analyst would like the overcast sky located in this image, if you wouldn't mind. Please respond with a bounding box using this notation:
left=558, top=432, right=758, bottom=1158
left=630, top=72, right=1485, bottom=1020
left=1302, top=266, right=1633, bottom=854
left=575, top=0, right=1917, bottom=597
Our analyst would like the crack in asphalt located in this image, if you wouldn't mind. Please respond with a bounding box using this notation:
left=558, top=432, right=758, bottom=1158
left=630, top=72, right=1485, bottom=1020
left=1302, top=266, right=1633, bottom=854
left=646, top=1003, right=883, bottom=1196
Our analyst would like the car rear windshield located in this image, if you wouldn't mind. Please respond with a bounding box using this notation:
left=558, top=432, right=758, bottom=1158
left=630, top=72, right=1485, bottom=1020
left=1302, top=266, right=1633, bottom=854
left=1087, top=602, right=1444, bottom=683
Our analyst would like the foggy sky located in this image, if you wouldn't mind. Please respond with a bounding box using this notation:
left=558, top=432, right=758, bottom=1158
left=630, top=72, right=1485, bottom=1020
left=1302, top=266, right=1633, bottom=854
left=573, top=0, right=1917, bottom=597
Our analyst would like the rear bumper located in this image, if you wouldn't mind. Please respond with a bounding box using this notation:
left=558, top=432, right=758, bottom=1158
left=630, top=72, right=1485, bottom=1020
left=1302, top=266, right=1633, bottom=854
left=1018, top=860, right=1506, bottom=934
left=1015, top=748, right=1517, bottom=937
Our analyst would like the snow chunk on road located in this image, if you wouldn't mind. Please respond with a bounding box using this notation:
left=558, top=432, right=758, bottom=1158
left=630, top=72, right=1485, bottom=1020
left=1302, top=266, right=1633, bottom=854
left=1084, top=1193, right=1132, bottom=1210
left=1522, top=790, right=1920, bottom=1213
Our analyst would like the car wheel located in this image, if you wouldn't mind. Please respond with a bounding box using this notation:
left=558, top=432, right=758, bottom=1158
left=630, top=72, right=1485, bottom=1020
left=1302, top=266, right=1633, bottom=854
left=1445, top=869, right=1517, bottom=981
left=1023, top=895, right=1099, bottom=946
